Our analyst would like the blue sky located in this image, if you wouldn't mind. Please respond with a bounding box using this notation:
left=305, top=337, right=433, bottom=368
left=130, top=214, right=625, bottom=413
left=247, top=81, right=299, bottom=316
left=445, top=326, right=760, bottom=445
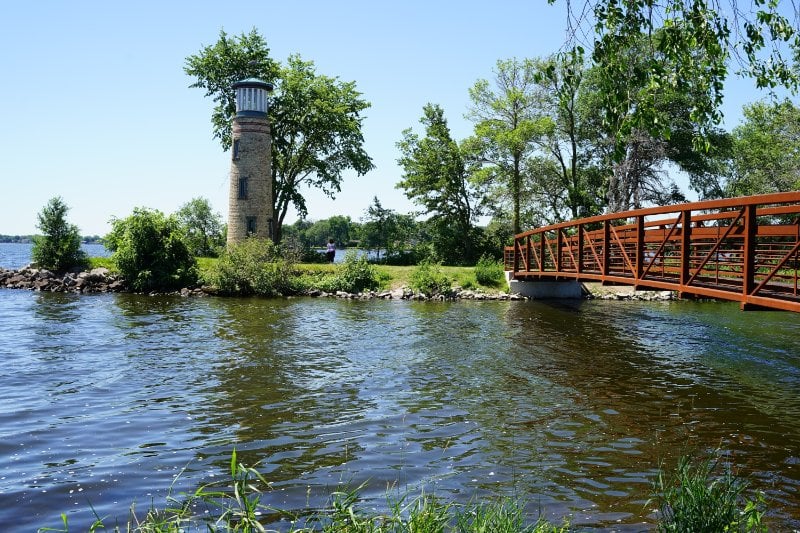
left=0, top=1, right=780, bottom=236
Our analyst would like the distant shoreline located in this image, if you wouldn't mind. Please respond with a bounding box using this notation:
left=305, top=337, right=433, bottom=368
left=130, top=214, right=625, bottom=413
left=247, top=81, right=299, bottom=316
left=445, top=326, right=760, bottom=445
left=0, top=235, right=103, bottom=244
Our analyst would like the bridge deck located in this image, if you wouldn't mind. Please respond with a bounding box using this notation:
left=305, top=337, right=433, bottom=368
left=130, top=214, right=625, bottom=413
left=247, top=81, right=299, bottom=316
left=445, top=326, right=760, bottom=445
left=504, top=192, right=800, bottom=312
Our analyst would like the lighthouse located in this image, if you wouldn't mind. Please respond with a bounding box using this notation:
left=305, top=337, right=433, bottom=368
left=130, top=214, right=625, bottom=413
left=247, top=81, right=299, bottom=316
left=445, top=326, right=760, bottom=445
left=227, top=78, right=274, bottom=246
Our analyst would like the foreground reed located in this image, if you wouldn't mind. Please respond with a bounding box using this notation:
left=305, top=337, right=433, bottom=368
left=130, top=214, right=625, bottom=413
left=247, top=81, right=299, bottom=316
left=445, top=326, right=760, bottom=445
left=40, top=450, right=767, bottom=532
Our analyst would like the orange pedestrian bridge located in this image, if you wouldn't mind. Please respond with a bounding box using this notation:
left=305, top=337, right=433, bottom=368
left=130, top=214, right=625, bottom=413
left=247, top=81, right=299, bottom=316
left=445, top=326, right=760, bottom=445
left=504, top=192, right=800, bottom=313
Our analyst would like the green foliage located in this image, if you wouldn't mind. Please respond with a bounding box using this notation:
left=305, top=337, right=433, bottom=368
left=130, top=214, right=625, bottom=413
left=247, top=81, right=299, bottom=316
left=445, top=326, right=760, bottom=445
left=652, top=452, right=766, bottom=532
left=30, top=197, right=87, bottom=272
left=185, top=30, right=374, bottom=243
left=456, top=500, right=570, bottom=532
left=727, top=98, right=800, bottom=196
left=183, top=28, right=279, bottom=151
left=397, top=103, right=482, bottom=263
left=210, top=238, right=294, bottom=296
left=576, top=0, right=800, bottom=163
left=303, top=215, right=356, bottom=247
left=175, top=196, right=224, bottom=257
left=474, top=254, right=504, bottom=286
left=360, top=196, right=415, bottom=262
left=313, top=252, right=381, bottom=294
left=409, top=260, right=452, bottom=296
left=467, top=58, right=553, bottom=234
left=528, top=50, right=607, bottom=222
left=105, top=208, right=197, bottom=292
left=87, top=256, right=115, bottom=272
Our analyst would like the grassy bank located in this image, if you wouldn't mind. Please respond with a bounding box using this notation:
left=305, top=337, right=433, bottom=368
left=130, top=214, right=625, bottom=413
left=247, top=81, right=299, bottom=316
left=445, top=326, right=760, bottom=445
left=295, top=263, right=494, bottom=291
left=193, top=256, right=506, bottom=295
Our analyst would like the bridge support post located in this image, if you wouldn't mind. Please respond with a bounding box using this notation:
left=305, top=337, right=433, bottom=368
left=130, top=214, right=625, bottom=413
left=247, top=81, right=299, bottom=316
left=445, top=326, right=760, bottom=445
left=505, top=274, right=583, bottom=299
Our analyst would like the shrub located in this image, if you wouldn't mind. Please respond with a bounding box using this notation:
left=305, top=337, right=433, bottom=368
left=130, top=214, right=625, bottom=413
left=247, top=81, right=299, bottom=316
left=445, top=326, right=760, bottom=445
left=31, top=197, right=87, bottom=272
left=319, top=252, right=381, bottom=293
left=652, top=452, right=766, bottom=532
left=210, top=238, right=294, bottom=296
left=409, top=260, right=452, bottom=296
left=474, top=253, right=504, bottom=286
left=105, top=208, right=197, bottom=292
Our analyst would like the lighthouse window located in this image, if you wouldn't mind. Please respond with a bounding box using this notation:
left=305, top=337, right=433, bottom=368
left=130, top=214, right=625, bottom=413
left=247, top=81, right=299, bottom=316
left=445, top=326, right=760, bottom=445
left=246, top=216, right=257, bottom=235
left=238, top=177, right=249, bottom=199
left=232, top=139, right=240, bottom=160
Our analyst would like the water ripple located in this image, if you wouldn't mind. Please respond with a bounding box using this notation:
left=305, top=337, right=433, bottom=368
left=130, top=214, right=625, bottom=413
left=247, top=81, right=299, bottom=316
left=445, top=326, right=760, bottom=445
left=1, top=292, right=799, bottom=530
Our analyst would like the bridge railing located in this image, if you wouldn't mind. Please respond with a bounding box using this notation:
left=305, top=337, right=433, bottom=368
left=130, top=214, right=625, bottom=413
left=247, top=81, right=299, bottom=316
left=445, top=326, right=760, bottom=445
left=505, top=191, right=800, bottom=312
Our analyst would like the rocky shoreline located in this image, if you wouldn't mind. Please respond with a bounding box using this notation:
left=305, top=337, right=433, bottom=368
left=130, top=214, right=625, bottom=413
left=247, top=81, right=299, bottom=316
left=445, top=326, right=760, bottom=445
left=0, top=266, right=126, bottom=294
left=1, top=265, right=678, bottom=302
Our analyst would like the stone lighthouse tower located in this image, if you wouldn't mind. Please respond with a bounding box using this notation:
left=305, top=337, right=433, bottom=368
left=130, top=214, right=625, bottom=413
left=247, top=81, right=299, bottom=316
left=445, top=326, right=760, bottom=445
left=227, top=78, right=274, bottom=246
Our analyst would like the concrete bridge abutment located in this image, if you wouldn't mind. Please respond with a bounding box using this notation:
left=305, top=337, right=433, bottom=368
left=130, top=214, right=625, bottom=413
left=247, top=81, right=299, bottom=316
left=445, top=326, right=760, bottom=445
left=505, top=273, right=583, bottom=299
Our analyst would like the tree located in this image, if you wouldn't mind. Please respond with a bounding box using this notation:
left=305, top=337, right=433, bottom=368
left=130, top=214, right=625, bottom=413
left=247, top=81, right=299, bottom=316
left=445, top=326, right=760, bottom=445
left=184, top=29, right=279, bottom=151
left=397, top=104, right=482, bottom=263
left=176, top=197, right=224, bottom=257
left=467, top=59, right=552, bottom=234
left=529, top=50, right=606, bottom=222
left=360, top=197, right=414, bottom=262
left=31, top=197, right=86, bottom=272
left=727, top=99, right=800, bottom=196
left=327, top=215, right=355, bottom=246
left=105, top=208, right=197, bottom=292
left=590, top=33, right=730, bottom=210
left=185, top=30, right=374, bottom=244
left=558, top=0, right=800, bottom=160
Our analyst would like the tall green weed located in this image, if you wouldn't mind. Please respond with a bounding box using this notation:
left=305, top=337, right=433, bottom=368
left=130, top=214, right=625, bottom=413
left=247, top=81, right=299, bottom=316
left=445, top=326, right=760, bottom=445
left=651, top=452, right=766, bottom=532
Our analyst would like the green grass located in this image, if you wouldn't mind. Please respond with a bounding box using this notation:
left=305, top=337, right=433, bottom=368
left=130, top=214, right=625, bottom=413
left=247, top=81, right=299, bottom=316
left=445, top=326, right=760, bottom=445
left=87, top=256, right=116, bottom=272
left=196, top=256, right=506, bottom=294
left=650, top=452, right=766, bottom=532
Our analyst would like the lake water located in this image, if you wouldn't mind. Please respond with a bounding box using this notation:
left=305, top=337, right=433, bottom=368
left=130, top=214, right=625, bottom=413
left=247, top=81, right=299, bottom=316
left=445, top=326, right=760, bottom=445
left=1, top=247, right=800, bottom=531
left=0, top=242, right=109, bottom=270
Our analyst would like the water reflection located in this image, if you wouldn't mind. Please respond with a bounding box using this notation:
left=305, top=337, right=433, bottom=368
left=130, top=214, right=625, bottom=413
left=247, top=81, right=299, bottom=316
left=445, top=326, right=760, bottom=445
left=1, top=290, right=799, bottom=531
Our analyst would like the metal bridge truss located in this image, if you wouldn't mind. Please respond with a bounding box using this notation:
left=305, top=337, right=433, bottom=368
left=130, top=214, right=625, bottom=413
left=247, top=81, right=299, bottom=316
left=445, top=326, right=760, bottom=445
left=505, top=192, right=800, bottom=312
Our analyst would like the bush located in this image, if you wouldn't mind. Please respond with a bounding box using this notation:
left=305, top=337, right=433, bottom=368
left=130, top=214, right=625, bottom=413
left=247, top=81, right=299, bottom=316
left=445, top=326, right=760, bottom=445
left=210, top=238, right=294, bottom=296
left=31, top=197, right=87, bottom=272
left=105, top=208, right=197, bottom=292
left=409, top=260, right=452, bottom=296
left=319, top=252, right=381, bottom=293
left=474, top=254, right=504, bottom=286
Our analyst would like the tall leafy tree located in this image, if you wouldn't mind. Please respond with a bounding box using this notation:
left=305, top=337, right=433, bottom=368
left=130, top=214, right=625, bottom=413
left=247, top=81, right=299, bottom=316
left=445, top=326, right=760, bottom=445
left=184, top=29, right=279, bottom=151
left=558, top=0, right=800, bottom=159
left=467, top=58, right=552, bottom=234
left=575, top=35, right=729, bottom=210
left=727, top=99, right=800, bottom=196
left=530, top=50, right=606, bottom=222
left=175, top=197, right=224, bottom=257
left=397, top=103, right=481, bottom=263
left=270, top=55, right=374, bottom=242
left=185, top=29, right=374, bottom=244
left=31, top=197, right=86, bottom=272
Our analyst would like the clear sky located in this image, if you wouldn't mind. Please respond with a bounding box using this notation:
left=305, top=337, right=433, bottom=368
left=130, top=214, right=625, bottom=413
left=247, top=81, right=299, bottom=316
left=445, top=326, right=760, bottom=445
left=0, top=1, right=778, bottom=236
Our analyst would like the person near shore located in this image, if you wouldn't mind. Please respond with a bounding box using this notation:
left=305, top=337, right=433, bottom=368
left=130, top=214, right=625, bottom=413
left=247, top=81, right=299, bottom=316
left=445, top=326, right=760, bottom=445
left=326, top=239, right=336, bottom=263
